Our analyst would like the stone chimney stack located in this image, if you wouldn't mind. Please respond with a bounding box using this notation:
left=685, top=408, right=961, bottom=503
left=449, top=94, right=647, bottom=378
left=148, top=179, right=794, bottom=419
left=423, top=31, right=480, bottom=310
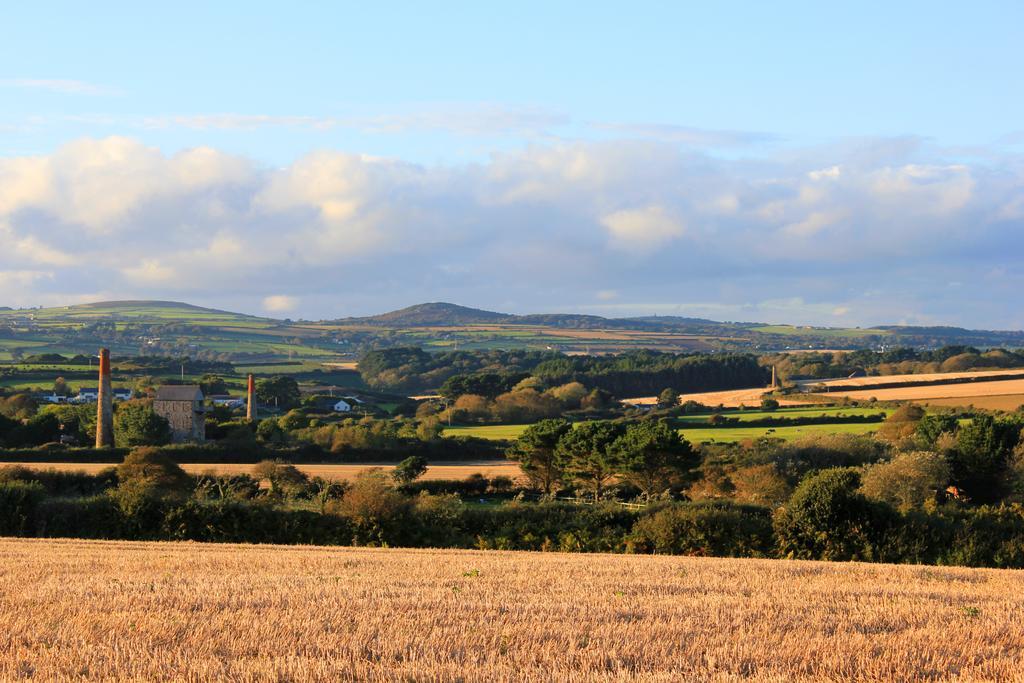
left=95, top=348, right=114, bottom=448
left=246, top=374, right=256, bottom=422
left=771, top=365, right=778, bottom=389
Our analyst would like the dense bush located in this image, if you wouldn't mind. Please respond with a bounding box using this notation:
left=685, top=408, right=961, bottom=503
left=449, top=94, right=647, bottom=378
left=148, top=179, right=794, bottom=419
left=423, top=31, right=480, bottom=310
left=774, top=469, right=899, bottom=562
left=0, top=481, right=46, bottom=535
left=628, top=502, right=774, bottom=556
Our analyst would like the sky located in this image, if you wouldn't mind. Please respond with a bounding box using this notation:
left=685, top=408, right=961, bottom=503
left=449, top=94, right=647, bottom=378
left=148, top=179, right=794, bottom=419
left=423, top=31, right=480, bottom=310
left=1, top=1, right=1022, bottom=328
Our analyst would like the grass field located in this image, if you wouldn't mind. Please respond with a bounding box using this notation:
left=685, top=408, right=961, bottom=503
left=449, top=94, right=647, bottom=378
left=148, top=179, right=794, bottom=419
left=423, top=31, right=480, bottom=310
left=675, top=405, right=887, bottom=423
left=2, top=538, right=1022, bottom=681
left=5, top=461, right=522, bottom=482
left=444, top=420, right=880, bottom=443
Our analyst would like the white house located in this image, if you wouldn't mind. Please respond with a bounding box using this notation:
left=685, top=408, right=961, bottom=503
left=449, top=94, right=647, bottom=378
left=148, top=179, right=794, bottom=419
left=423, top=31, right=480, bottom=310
left=74, top=387, right=99, bottom=403
left=332, top=399, right=352, bottom=412
left=210, top=395, right=245, bottom=408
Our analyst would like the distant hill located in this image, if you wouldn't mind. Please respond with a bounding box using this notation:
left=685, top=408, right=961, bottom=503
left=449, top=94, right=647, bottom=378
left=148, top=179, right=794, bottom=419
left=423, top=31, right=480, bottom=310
left=352, top=302, right=512, bottom=326
left=0, top=300, right=265, bottom=322
left=0, top=299, right=1020, bottom=361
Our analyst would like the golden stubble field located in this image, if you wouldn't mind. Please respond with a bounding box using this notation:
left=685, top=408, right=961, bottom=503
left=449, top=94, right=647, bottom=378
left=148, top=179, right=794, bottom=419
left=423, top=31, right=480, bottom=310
left=2, top=538, right=1023, bottom=681
left=5, top=461, right=523, bottom=482
left=631, top=387, right=809, bottom=408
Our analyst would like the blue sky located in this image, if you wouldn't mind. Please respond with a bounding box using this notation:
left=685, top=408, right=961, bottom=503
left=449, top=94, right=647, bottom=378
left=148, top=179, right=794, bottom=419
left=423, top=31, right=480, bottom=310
left=1, top=2, right=1022, bottom=327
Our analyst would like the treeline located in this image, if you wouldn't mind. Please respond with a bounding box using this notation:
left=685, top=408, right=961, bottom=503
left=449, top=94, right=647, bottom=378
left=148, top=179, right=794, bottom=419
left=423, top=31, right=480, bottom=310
left=768, top=346, right=1024, bottom=381
left=361, top=347, right=768, bottom=397
left=2, top=455, right=1024, bottom=568
left=358, top=348, right=558, bottom=392
left=531, top=351, right=768, bottom=396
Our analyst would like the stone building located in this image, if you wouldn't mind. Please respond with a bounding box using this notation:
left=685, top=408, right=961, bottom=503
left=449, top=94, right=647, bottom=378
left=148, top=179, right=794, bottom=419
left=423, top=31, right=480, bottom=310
left=153, top=385, right=206, bottom=442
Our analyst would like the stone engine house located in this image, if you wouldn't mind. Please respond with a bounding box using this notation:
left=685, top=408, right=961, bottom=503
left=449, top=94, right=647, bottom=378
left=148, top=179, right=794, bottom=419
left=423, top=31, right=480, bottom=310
left=153, top=385, right=206, bottom=443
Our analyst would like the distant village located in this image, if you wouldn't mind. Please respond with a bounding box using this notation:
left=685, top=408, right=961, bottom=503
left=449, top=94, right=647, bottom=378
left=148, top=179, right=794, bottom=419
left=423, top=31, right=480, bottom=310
left=38, top=349, right=366, bottom=445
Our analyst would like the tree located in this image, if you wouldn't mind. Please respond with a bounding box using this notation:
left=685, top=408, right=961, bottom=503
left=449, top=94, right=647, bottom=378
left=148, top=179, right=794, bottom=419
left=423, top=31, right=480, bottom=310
left=657, top=388, right=679, bottom=409
left=327, top=469, right=410, bottom=545
left=876, top=404, right=926, bottom=443
left=950, top=415, right=1021, bottom=503
left=113, top=401, right=171, bottom=448
left=730, top=464, right=792, bottom=507
left=416, top=417, right=442, bottom=441
left=53, top=377, right=72, bottom=397
left=279, top=409, right=308, bottom=431
left=256, top=418, right=286, bottom=443
left=113, top=447, right=192, bottom=512
left=199, top=374, right=228, bottom=396
left=915, top=414, right=959, bottom=448
left=0, top=394, right=37, bottom=420
left=392, top=455, right=429, bottom=486
left=759, top=397, right=780, bottom=411
left=860, top=451, right=950, bottom=511
left=547, top=381, right=587, bottom=408
left=610, top=420, right=696, bottom=499
left=555, top=421, right=625, bottom=501
left=774, top=468, right=897, bottom=561
left=491, top=389, right=561, bottom=423
left=256, top=376, right=301, bottom=409
left=508, top=419, right=572, bottom=494
left=452, top=394, right=490, bottom=422
left=253, top=460, right=310, bottom=499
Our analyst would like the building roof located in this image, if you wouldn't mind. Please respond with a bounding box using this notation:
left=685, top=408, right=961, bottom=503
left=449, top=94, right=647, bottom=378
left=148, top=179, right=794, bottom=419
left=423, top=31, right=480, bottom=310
left=155, top=385, right=204, bottom=402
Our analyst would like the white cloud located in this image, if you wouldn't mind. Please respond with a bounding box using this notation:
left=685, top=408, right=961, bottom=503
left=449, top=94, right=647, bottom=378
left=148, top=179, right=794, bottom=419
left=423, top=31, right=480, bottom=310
left=0, top=136, right=1021, bottom=327
left=601, top=206, right=686, bottom=252
left=263, top=295, right=299, bottom=313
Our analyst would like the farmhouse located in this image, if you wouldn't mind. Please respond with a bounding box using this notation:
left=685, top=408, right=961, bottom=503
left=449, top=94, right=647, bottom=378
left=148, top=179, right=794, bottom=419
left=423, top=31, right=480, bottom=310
left=76, top=387, right=99, bottom=402
left=71, top=387, right=133, bottom=403
left=332, top=399, right=352, bottom=412
left=153, top=385, right=206, bottom=442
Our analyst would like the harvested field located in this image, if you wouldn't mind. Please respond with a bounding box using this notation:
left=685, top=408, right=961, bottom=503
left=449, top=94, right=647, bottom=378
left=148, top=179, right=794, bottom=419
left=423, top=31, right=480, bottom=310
left=627, top=387, right=810, bottom=409
left=2, top=538, right=1023, bottom=681
left=802, top=368, right=1024, bottom=390
left=4, top=461, right=522, bottom=482
left=815, top=378, right=1024, bottom=403
left=921, top=394, right=1024, bottom=411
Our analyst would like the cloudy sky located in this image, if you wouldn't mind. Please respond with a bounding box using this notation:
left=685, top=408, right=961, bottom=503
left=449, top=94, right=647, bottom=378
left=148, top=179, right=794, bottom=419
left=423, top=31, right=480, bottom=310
left=1, top=2, right=1022, bottom=328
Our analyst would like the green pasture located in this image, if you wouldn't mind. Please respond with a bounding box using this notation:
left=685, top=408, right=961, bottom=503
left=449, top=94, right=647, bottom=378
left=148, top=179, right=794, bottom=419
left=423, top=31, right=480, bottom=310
left=444, top=419, right=881, bottom=443
left=675, top=405, right=889, bottom=423
left=750, top=325, right=890, bottom=339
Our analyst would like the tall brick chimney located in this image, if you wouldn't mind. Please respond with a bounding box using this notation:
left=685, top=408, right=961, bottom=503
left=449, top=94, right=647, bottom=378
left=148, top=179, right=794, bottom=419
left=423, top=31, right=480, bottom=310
left=246, top=374, right=256, bottom=422
left=95, top=348, right=114, bottom=448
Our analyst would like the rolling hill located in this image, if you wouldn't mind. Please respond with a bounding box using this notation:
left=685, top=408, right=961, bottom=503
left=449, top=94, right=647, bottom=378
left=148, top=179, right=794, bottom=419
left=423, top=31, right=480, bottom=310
left=0, top=299, right=1020, bottom=363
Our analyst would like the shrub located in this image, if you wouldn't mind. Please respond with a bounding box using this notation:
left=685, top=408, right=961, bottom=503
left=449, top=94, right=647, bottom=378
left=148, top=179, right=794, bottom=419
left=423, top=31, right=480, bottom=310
left=628, top=503, right=774, bottom=557
left=392, top=455, right=428, bottom=486
left=774, top=468, right=898, bottom=562
left=860, top=451, right=950, bottom=511
left=113, top=447, right=193, bottom=514
left=114, top=401, right=172, bottom=447
left=253, top=460, right=310, bottom=500
left=327, top=469, right=411, bottom=546
left=0, top=481, right=46, bottom=535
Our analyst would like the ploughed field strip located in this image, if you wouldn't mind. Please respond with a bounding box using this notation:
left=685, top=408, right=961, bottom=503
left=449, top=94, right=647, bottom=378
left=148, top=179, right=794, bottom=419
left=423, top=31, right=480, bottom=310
left=1, top=538, right=1022, bottom=681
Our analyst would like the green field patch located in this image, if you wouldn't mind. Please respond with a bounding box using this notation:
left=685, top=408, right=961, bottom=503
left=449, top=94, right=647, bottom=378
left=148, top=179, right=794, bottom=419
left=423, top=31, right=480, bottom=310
left=676, top=405, right=890, bottom=423
left=751, top=325, right=889, bottom=339
left=445, top=419, right=881, bottom=443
